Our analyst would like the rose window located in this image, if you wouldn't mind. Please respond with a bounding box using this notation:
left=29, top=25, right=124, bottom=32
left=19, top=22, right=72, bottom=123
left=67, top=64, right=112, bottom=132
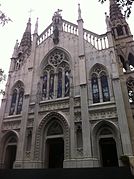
left=49, top=51, right=64, bottom=67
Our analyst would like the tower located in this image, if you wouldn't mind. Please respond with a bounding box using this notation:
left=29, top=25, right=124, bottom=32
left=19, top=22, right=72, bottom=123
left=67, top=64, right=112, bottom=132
left=0, top=2, right=134, bottom=169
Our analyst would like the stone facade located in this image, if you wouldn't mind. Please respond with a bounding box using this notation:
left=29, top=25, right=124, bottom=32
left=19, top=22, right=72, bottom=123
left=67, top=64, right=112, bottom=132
left=0, top=2, right=134, bottom=169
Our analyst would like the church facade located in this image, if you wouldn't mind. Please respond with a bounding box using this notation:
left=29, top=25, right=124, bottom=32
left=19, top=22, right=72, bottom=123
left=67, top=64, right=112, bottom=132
left=0, top=1, right=134, bottom=169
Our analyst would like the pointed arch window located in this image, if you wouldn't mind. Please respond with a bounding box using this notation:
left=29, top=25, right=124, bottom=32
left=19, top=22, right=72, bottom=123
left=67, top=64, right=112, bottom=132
left=100, top=72, right=110, bottom=102
left=41, top=49, right=70, bottom=101
left=90, top=64, right=110, bottom=104
left=117, top=25, right=123, bottom=36
left=49, top=71, right=54, bottom=99
left=91, top=73, right=100, bottom=103
left=64, top=69, right=70, bottom=97
left=57, top=69, right=62, bottom=98
left=127, top=77, right=134, bottom=104
left=16, top=88, right=24, bottom=114
left=9, top=83, right=24, bottom=115
left=42, top=72, right=48, bottom=99
left=9, top=89, right=17, bottom=115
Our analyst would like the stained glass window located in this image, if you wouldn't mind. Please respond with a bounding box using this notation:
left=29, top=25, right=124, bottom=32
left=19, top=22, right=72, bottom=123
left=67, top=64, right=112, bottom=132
left=42, top=73, right=48, bottom=99
left=100, top=73, right=110, bottom=102
left=16, top=88, right=24, bottom=114
left=57, top=70, right=62, bottom=98
left=127, top=77, right=134, bottom=104
left=9, top=89, right=17, bottom=115
left=65, top=70, right=70, bottom=97
left=91, top=74, right=100, bottom=103
left=49, top=72, right=54, bottom=99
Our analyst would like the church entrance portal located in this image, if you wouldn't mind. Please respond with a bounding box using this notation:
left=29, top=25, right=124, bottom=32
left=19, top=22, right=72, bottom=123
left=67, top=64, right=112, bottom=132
left=46, top=138, right=64, bottom=168
left=4, top=145, right=17, bottom=169
left=99, top=138, right=118, bottom=167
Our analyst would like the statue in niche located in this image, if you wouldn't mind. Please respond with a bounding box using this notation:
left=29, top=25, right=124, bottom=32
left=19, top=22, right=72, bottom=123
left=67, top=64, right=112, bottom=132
left=65, top=71, right=70, bottom=97
left=52, top=9, right=62, bottom=45
left=53, top=25, right=59, bottom=45
left=49, top=74, right=54, bottom=99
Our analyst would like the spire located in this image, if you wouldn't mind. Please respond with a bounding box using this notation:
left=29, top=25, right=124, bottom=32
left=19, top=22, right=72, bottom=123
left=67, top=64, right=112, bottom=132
left=19, top=18, right=31, bottom=51
left=34, top=17, right=38, bottom=34
left=12, top=40, right=19, bottom=58
left=109, top=0, right=132, bottom=39
left=109, top=0, right=124, bottom=23
left=78, top=3, right=82, bottom=20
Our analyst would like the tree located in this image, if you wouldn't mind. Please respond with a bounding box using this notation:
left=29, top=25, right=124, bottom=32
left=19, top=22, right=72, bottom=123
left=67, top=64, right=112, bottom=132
left=0, top=4, right=12, bottom=26
left=0, top=69, right=6, bottom=95
left=99, top=0, right=134, bottom=17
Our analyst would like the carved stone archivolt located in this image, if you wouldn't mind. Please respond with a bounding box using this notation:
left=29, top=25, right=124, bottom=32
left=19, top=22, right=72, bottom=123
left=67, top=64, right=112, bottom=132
left=34, top=111, right=70, bottom=160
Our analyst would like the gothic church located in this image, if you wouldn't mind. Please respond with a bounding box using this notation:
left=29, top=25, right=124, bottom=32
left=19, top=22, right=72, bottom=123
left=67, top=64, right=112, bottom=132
left=0, top=1, right=134, bottom=169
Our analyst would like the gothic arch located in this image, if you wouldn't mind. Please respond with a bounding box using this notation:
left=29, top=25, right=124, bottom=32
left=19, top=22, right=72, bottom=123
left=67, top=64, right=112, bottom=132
left=40, top=48, right=72, bottom=101
left=9, top=80, right=24, bottom=115
left=92, top=120, right=119, bottom=137
left=119, top=55, right=127, bottom=71
left=0, top=130, right=19, bottom=168
left=10, top=80, right=24, bottom=94
left=89, top=63, right=110, bottom=103
left=128, top=53, right=134, bottom=70
left=40, top=47, right=72, bottom=72
left=89, top=63, right=108, bottom=77
left=126, top=76, right=134, bottom=103
left=91, top=120, right=122, bottom=166
left=34, top=112, right=70, bottom=161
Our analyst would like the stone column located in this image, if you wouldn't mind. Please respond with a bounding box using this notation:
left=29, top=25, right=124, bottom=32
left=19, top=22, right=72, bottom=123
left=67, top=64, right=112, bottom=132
left=110, top=50, right=133, bottom=155
left=14, top=94, right=30, bottom=168
left=69, top=78, right=75, bottom=158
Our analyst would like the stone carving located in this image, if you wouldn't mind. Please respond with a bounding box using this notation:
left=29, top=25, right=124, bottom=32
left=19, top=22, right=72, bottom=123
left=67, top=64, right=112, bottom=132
left=34, top=112, right=70, bottom=160
left=53, top=26, right=59, bottom=45
left=49, top=51, right=64, bottom=67
left=52, top=9, right=63, bottom=45
left=2, top=120, right=21, bottom=130
left=89, top=108, right=117, bottom=121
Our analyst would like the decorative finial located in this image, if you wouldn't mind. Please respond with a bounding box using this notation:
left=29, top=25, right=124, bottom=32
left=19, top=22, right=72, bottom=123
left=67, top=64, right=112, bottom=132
left=34, top=17, right=38, bottom=34
left=54, top=9, right=62, bottom=16
left=105, top=12, right=111, bottom=31
left=28, top=9, right=34, bottom=18
left=78, top=3, right=82, bottom=20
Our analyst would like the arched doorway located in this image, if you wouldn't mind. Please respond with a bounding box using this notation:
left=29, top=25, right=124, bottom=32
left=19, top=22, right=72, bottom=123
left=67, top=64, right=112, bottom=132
left=45, top=120, right=64, bottom=168
left=4, top=136, right=17, bottom=169
left=99, top=137, right=118, bottom=167
left=46, top=138, right=64, bottom=168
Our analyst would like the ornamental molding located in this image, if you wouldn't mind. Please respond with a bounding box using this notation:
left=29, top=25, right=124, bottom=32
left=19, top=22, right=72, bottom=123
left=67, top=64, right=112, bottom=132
left=2, top=120, right=21, bottom=131
left=39, top=99, right=69, bottom=112
left=34, top=111, right=70, bottom=160
left=89, top=108, right=117, bottom=121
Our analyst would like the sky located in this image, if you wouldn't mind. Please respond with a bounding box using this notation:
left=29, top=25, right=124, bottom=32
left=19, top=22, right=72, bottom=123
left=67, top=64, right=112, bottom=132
left=0, top=0, right=134, bottom=97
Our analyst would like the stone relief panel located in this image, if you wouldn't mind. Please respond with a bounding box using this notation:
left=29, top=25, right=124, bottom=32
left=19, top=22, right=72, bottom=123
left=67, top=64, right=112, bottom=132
left=89, top=108, right=117, bottom=121
left=2, top=120, right=21, bottom=131
left=74, top=112, right=81, bottom=122
left=27, top=118, right=34, bottom=127
left=39, top=99, right=69, bottom=112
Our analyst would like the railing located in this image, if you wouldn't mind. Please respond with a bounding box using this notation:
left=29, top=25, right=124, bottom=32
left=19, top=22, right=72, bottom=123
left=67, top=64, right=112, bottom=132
left=37, top=19, right=109, bottom=50
left=37, top=23, right=53, bottom=45
left=83, top=29, right=109, bottom=50
left=62, top=19, right=78, bottom=35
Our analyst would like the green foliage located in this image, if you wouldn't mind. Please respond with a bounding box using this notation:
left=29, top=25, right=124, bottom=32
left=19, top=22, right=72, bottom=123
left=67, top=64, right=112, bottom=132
left=0, top=69, right=6, bottom=95
left=0, top=4, right=12, bottom=26
left=99, top=0, right=134, bottom=17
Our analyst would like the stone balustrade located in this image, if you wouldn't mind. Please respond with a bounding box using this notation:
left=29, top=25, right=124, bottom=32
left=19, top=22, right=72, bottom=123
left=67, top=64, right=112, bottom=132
left=37, top=20, right=109, bottom=50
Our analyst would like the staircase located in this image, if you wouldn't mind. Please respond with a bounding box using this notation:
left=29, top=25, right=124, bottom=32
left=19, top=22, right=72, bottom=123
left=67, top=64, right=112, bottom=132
left=0, top=167, right=133, bottom=179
